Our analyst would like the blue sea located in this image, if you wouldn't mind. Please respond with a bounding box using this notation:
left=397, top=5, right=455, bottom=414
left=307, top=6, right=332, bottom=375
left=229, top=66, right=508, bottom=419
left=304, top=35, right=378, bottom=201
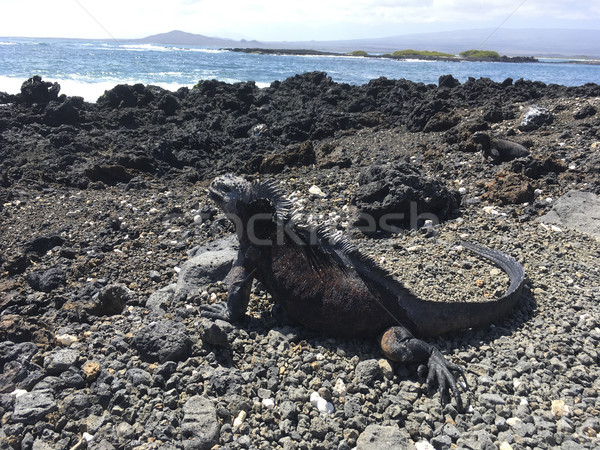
left=1, top=38, right=599, bottom=102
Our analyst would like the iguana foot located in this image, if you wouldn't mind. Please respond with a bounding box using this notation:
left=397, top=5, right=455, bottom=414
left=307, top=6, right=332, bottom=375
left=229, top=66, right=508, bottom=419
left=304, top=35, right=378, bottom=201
left=421, top=347, right=468, bottom=411
left=380, top=326, right=467, bottom=411
left=201, top=302, right=233, bottom=322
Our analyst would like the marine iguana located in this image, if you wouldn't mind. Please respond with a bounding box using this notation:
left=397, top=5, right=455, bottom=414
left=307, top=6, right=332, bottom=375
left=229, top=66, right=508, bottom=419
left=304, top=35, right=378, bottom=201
left=203, top=174, right=525, bottom=409
left=473, top=132, right=531, bottom=164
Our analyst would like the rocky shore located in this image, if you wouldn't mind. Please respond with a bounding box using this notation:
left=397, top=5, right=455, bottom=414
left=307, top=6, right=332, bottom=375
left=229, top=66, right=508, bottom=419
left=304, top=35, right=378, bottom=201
left=1, top=73, right=599, bottom=449
left=227, top=48, right=539, bottom=63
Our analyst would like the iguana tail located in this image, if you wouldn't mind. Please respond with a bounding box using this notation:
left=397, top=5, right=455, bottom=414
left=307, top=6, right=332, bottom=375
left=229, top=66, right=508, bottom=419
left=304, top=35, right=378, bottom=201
left=406, top=242, right=525, bottom=337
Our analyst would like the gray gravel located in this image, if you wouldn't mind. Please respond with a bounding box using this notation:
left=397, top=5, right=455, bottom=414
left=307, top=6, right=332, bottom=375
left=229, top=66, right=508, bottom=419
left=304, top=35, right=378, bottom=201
left=1, top=91, right=599, bottom=449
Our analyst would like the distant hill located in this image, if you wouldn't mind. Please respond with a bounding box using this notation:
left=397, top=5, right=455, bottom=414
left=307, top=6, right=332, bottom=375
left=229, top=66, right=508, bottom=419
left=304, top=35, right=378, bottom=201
left=137, top=30, right=261, bottom=47
left=138, top=28, right=600, bottom=58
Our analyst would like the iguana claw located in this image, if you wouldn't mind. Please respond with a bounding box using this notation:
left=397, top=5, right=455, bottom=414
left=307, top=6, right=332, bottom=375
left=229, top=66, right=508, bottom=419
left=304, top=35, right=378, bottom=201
left=201, top=302, right=232, bottom=322
left=425, top=348, right=468, bottom=411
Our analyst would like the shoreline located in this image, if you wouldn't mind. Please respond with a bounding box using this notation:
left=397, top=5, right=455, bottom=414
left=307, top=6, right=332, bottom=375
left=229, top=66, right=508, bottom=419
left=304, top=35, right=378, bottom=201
left=227, top=47, right=600, bottom=65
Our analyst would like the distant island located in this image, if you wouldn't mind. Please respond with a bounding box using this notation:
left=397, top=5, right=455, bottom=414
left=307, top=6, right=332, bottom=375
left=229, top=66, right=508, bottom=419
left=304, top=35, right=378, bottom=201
left=227, top=47, right=539, bottom=63
left=136, top=29, right=600, bottom=59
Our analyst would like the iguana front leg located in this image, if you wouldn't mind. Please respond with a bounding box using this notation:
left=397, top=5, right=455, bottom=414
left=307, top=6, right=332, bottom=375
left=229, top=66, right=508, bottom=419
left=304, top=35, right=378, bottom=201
left=201, top=250, right=254, bottom=322
left=380, top=326, right=467, bottom=411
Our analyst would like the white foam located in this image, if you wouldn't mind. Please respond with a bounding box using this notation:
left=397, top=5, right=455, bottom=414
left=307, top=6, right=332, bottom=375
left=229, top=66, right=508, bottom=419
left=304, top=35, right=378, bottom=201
left=116, top=44, right=226, bottom=54
left=119, top=43, right=173, bottom=52
left=0, top=74, right=273, bottom=103
left=0, top=75, right=198, bottom=102
left=0, top=76, right=25, bottom=95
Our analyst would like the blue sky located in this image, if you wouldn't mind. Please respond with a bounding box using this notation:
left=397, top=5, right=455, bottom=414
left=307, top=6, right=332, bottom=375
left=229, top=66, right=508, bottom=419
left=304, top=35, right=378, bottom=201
left=2, top=0, right=599, bottom=40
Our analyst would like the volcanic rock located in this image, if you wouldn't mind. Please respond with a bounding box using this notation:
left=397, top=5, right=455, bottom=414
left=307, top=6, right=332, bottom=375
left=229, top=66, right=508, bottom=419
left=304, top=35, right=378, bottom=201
left=352, top=161, right=460, bottom=231
left=484, top=172, right=535, bottom=204
left=25, top=268, right=66, bottom=292
left=11, top=390, right=57, bottom=424
left=519, top=105, right=553, bottom=131
left=541, top=190, right=600, bottom=239
left=181, top=396, right=220, bottom=450
left=132, top=320, right=192, bottom=363
left=18, top=76, right=60, bottom=105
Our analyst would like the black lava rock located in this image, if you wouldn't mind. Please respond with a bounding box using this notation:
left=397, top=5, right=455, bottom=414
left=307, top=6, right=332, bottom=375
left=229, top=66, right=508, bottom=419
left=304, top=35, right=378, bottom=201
left=26, top=267, right=66, bottom=292
left=519, top=106, right=553, bottom=131
left=18, top=76, right=61, bottom=105
left=133, top=320, right=192, bottom=363
left=24, top=235, right=65, bottom=255
left=352, top=161, right=461, bottom=232
left=573, top=104, right=597, bottom=120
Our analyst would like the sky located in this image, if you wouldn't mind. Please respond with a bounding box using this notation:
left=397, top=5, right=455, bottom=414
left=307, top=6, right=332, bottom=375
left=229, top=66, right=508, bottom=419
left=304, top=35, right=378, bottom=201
left=1, top=0, right=599, bottom=41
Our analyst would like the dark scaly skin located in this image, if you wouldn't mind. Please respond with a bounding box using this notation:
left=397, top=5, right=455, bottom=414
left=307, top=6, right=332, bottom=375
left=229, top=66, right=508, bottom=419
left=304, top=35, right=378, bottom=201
left=203, top=174, right=525, bottom=410
left=473, top=132, right=531, bottom=164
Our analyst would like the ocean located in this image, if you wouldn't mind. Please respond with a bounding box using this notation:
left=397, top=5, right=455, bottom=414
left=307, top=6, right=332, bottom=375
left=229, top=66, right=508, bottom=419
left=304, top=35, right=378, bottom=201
left=1, top=37, right=599, bottom=102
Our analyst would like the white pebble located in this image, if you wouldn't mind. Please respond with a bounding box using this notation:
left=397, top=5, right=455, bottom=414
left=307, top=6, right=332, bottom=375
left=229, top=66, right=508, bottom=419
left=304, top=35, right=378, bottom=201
left=507, top=417, right=522, bottom=427
left=309, top=185, right=327, bottom=198
left=193, top=214, right=202, bottom=224
left=499, top=443, right=513, bottom=450
left=233, top=410, right=247, bottom=429
left=262, top=398, right=275, bottom=409
left=458, top=187, right=467, bottom=194
left=56, top=334, right=78, bottom=346
left=316, top=353, right=325, bottom=361
left=551, top=399, right=571, bottom=417
left=317, top=398, right=334, bottom=414
left=310, top=391, right=321, bottom=405
left=415, top=440, right=435, bottom=450
left=310, top=391, right=334, bottom=415
left=83, top=433, right=94, bottom=443
left=333, top=378, right=347, bottom=396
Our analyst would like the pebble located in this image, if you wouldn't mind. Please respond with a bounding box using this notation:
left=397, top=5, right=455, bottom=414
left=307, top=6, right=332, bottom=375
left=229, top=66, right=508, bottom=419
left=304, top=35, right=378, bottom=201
left=551, top=399, right=572, bottom=417
left=310, top=391, right=335, bottom=415
left=55, top=334, right=78, bottom=346
left=415, top=440, right=435, bottom=450
left=82, top=361, right=101, bottom=382
left=262, top=398, right=275, bottom=409
left=333, top=378, right=347, bottom=396
left=309, top=185, right=327, bottom=198
left=233, top=410, right=246, bottom=429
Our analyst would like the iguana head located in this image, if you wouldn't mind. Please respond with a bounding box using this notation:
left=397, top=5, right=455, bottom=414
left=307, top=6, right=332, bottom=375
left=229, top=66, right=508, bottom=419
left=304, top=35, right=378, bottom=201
left=209, top=174, right=295, bottom=233
left=208, top=174, right=252, bottom=218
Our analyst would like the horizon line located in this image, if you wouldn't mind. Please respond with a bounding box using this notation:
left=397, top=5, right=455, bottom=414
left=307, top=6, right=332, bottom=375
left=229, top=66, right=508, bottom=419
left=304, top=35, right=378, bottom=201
left=2, top=26, right=600, bottom=43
